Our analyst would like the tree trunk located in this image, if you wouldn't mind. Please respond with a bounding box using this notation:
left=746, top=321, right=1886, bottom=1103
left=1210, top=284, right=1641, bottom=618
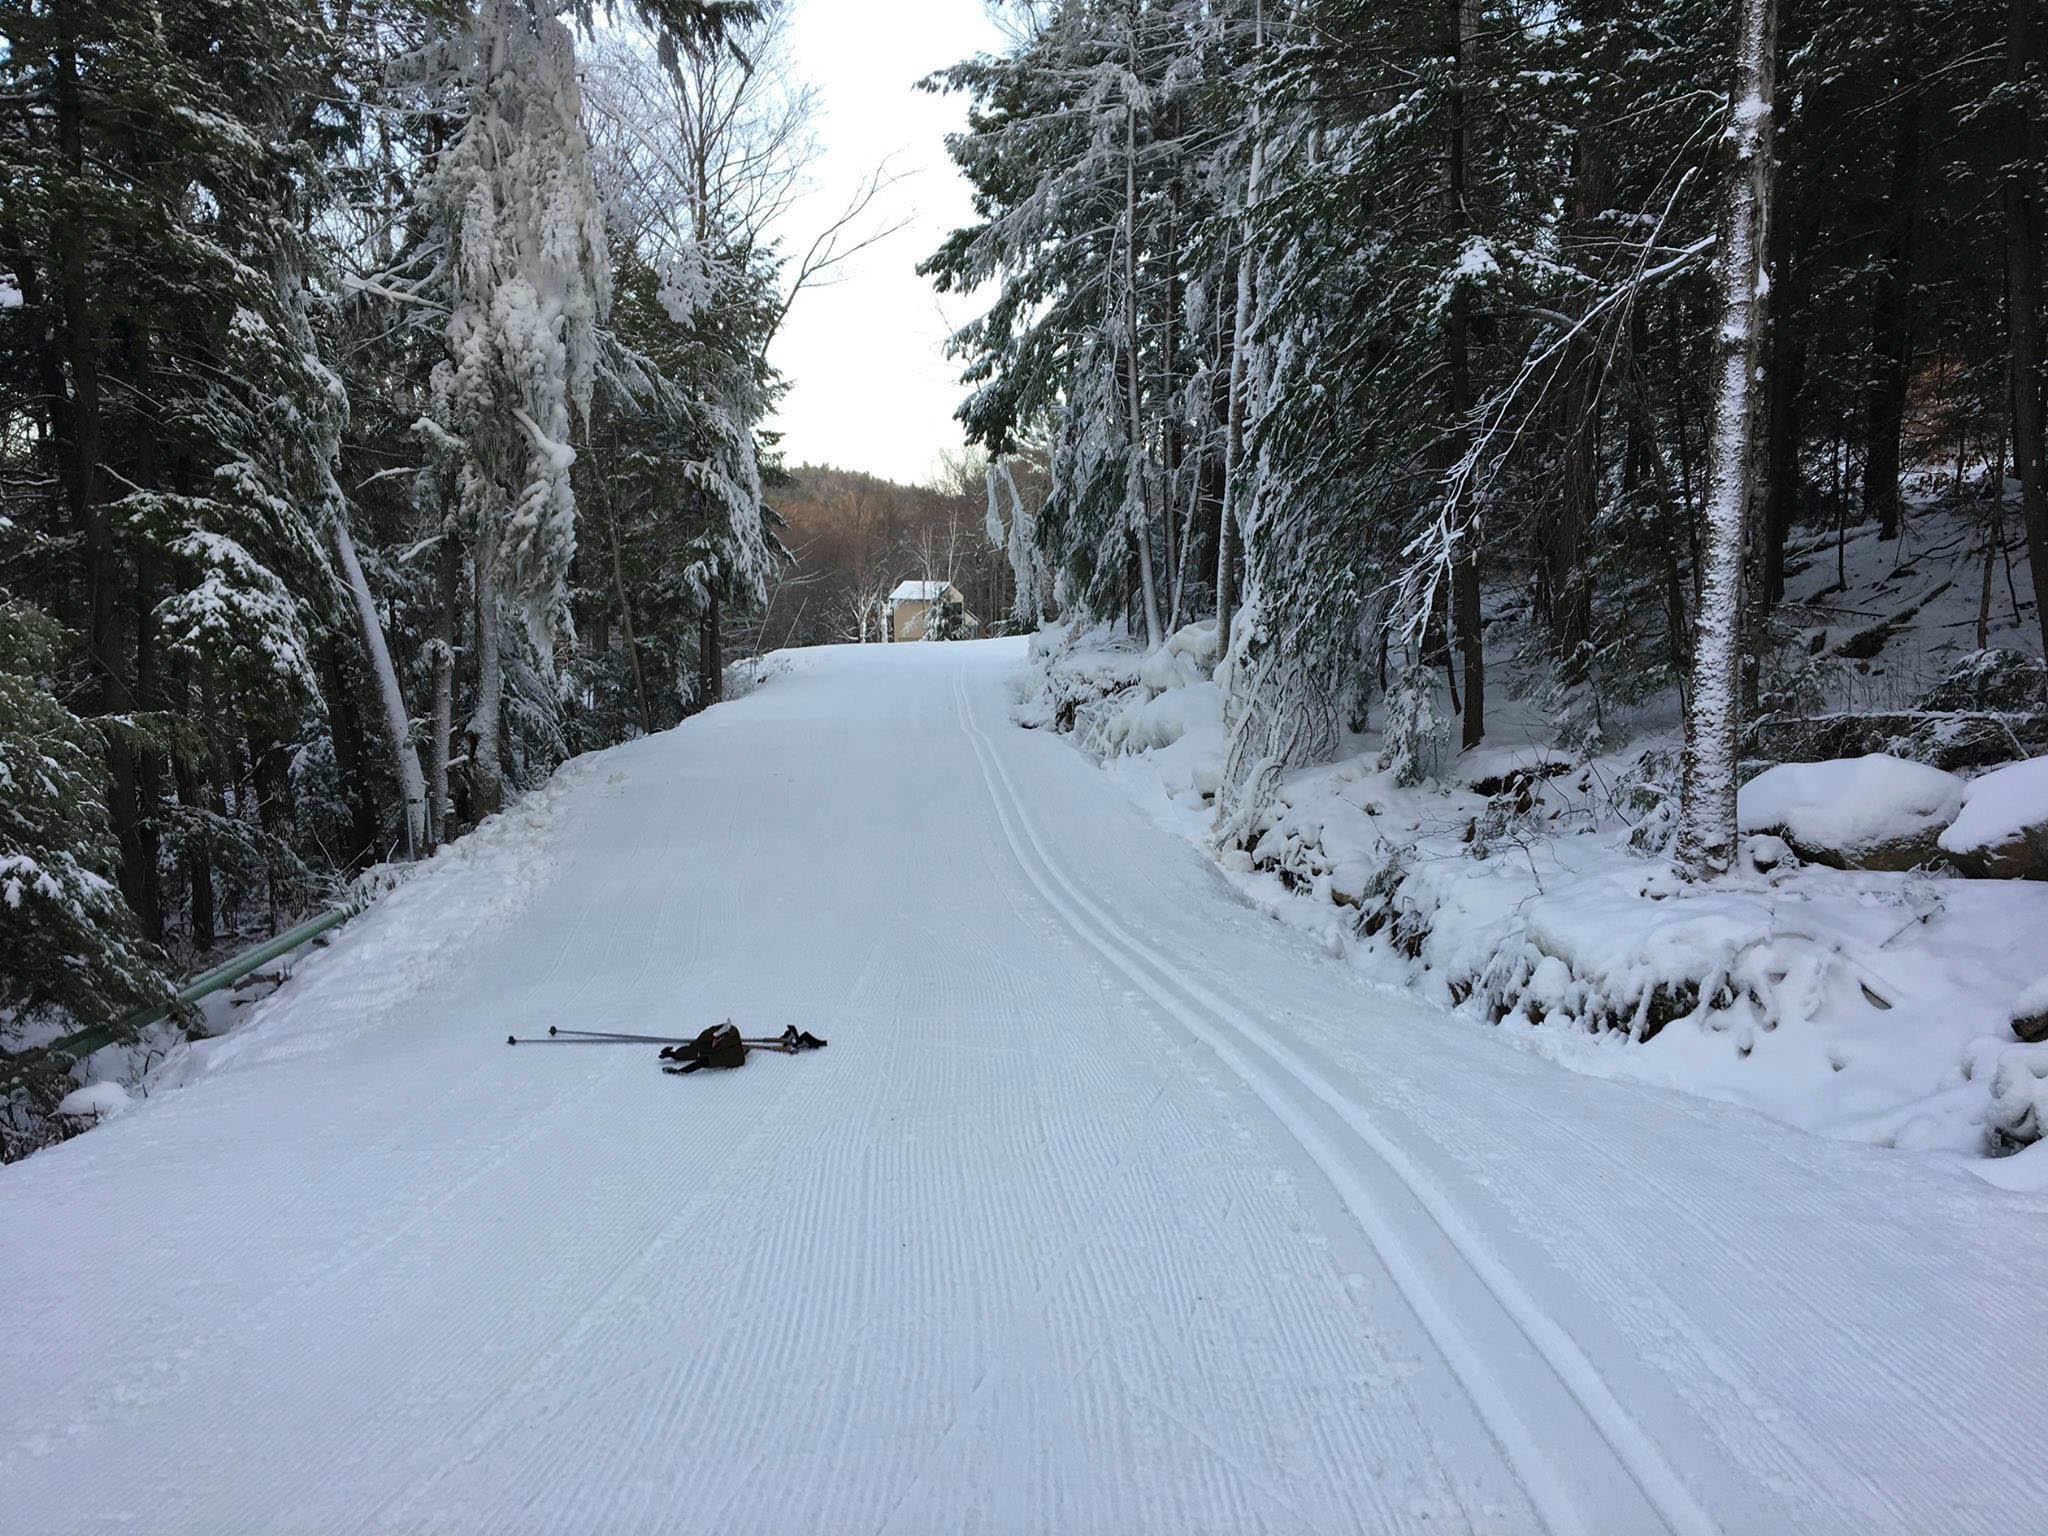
left=319, top=637, right=381, bottom=869
left=1218, top=249, right=1250, bottom=655
left=608, top=510, right=653, bottom=735
left=1547, top=131, right=1608, bottom=681
left=1447, top=0, right=1485, bottom=751
left=169, top=660, right=215, bottom=955
left=332, top=518, right=427, bottom=857
left=1218, top=1, right=1264, bottom=659
left=1757, top=92, right=1821, bottom=619
left=1123, top=91, right=1164, bottom=651
left=1161, top=131, right=1185, bottom=632
left=428, top=533, right=460, bottom=846
left=698, top=584, right=723, bottom=709
left=132, top=558, right=170, bottom=943
left=1197, top=298, right=1232, bottom=597
left=1862, top=12, right=1923, bottom=543
left=470, top=545, right=505, bottom=818
left=53, top=42, right=157, bottom=930
left=1677, top=0, right=1779, bottom=880
left=2006, top=0, right=2048, bottom=661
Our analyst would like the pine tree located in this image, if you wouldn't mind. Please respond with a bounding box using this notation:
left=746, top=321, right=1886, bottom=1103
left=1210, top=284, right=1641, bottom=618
left=0, top=598, right=171, bottom=1029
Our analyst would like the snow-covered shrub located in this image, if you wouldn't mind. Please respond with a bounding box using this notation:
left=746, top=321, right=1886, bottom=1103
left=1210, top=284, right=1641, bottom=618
left=0, top=599, right=171, bottom=1034
left=1986, top=1045, right=2048, bottom=1153
left=1606, top=748, right=1679, bottom=857
left=1381, top=665, right=1448, bottom=787
left=1010, top=621, right=1144, bottom=736
left=1917, top=649, right=2048, bottom=713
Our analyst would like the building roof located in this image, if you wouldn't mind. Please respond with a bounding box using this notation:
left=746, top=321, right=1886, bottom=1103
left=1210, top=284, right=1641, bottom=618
left=889, top=580, right=956, bottom=603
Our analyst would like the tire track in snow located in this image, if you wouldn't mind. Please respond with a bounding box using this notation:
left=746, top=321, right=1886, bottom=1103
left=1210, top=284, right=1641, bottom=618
left=950, top=658, right=1722, bottom=1536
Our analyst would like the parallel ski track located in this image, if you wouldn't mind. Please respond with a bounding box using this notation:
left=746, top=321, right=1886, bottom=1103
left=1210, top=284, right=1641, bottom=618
left=950, top=660, right=1723, bottom=1536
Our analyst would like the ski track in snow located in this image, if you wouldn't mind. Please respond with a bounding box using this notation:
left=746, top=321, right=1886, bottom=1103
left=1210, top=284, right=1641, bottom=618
left=3, top=639, right=2045, bottom=1534
left=948, top=662, right=1711, bottom=1536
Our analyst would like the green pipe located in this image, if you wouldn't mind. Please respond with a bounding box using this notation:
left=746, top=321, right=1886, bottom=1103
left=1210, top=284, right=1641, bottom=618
left=135, top=905, right=353, bottom=1031
left=23, top=906, right=356, bottom=1069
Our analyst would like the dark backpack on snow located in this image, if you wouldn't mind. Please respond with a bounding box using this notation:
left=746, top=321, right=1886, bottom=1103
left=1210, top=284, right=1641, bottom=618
left=659, top=1022, right=748, bottom=1074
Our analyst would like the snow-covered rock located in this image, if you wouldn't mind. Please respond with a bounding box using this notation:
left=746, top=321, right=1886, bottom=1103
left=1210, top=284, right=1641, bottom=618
left=1737, top=754, right=1964, bottom=871
left=55, top=1081, right=132, bottom=1120
left=1746, top=707, right=2048, bottom=772
left=1938, top=753, right=2048, bottom=879
left=2014, top=973, right=2048, bottom=1044
left=1987, top=1044, right=2048, bottom=1151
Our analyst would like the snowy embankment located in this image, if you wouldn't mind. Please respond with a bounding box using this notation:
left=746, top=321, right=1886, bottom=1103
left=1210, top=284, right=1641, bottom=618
left=28, top=754, right=609, bottom=1137
left=1016, top=619, right=2048, bottom=1184
left=13, top=656, right=803, bottom=1155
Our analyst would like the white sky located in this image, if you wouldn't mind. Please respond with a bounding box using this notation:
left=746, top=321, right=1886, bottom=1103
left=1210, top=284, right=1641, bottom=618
left=766, top=0, right=1007, bottom=487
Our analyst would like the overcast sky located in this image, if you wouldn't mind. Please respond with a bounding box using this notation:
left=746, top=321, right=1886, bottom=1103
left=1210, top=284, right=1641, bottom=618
left=765, top=1, right=1007, bottom=487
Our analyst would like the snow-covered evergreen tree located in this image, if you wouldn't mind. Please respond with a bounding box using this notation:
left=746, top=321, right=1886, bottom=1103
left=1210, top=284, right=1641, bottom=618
left=0, top=599, right=171, bottom=1029
left=425, top=0, right=611, bottom=811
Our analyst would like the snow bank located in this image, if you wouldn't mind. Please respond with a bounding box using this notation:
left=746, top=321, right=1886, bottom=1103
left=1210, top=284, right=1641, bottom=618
left=1738, top=754, right=1964, bottom=867
left=1014, top=620, right=1226, bottom=801
left=1011, top=619, right=2048, bottom=1182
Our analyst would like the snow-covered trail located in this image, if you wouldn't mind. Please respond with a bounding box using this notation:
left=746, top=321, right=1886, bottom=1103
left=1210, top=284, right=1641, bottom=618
left=5, top=640, right=2045, bottom=1535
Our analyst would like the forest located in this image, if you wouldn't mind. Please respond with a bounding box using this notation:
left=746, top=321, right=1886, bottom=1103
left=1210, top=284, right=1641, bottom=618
left=5, top=0, right=2048, bottom=1081
left=925, top=0, right=2048, bottom=872
left=0, top=0, right=795, bottom=1042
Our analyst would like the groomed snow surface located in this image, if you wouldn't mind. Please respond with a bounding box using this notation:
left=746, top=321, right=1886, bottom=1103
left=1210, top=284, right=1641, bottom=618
left=5, top=641, right=2047, bottom=1534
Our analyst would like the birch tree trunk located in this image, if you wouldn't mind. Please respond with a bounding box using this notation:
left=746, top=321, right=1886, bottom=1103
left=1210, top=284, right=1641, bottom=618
left=1217, top=0, right=1264, bottom=658
left=332, top=518, right=428, bottom=857
left=1124, top=88, right=1164, bottom=651
left=1676, top=0, right=1779, bottom=880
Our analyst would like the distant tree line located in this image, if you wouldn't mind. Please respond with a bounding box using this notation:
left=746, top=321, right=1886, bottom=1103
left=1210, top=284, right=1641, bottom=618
left=757, top=459, right=1045, bottom=650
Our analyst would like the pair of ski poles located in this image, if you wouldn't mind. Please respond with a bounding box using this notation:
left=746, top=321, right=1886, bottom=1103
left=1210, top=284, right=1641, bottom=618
left=504, top=1025, right=825, bottom=1053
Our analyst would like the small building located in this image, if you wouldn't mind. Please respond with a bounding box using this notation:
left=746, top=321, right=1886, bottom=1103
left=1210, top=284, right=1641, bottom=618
left=887, top=580, right=981, bottom=641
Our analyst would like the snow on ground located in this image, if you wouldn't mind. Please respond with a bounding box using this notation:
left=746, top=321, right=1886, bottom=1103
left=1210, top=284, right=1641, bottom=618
left=4, top=640, right=2048, bottom=1534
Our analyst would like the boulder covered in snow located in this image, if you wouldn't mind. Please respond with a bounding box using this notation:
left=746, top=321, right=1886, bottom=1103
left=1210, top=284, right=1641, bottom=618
left=55, top=1081, right=133, bottom=1120
left=1737, top=754, right=1965, bottom=871
left=1939, top=754, right=2048, bottom=879
left=2014, top=974, right=2048, bottom=1044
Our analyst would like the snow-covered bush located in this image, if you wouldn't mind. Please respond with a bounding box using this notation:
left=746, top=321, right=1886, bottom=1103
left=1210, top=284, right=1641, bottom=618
left=1381, top=665, right=1449, bottom=788
left=0, top=600, right=171, bottom=1033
